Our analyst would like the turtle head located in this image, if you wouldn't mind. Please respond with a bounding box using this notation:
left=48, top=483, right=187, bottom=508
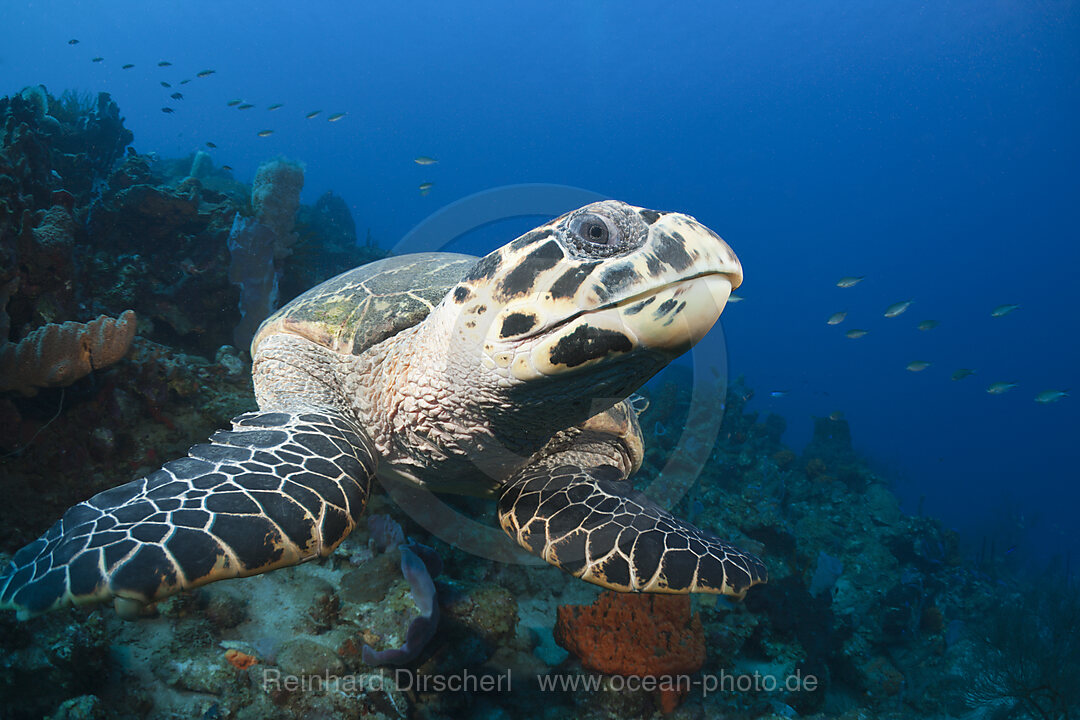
left=449, top=200, right=741, bottom=401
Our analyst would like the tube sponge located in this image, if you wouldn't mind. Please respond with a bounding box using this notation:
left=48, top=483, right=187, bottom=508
left=228, top=159, right=305, bottom=350
left=252, top=159, right=304, bottom=259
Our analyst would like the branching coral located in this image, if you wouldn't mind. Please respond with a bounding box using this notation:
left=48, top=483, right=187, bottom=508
left=967, top=574, right=1080, bottom=720
left=0, top=310, right=136, bottom=394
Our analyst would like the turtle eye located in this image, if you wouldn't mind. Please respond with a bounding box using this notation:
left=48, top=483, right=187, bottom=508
left=572, top=213, right=620, bottom=248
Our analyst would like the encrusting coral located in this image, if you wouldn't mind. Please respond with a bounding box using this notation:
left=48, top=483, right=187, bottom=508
left=0, top=310, right=136, bottom=394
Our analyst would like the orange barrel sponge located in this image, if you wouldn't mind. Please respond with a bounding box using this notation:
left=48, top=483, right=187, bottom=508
left=554, top=591, right=705, bottom=712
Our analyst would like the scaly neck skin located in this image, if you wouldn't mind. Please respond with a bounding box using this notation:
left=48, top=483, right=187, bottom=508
left=348, top=300, right=573, bottom=493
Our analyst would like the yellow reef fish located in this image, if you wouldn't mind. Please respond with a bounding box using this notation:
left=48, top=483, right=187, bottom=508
left=987, top=382, right=1018, bottom=395
left=836, top=276, right=865, bottom=288
left=991, top=304, right=1020, bottom=317
left=884, top=300, right=913, bottom=318
left=826, top=311, right=846, bottom=325
left=1034, top=390, right=1068, bottom=404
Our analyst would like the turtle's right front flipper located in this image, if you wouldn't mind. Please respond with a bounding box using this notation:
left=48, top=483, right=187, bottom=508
left=498, top=457, right=766, bottom=598
left=0, top=408, right=374, bottom=619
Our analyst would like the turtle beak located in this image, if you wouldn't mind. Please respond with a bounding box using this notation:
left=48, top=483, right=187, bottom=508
left=511, top=211, right=741, bottom=381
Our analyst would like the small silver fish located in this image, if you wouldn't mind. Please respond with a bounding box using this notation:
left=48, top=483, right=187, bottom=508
left=91, top=57, right=104, bottom=63
left=845, top=329, right=868, bottom=339
left=257, top=129, right=274, bottom=137
left=769, top=390, right=789, bottom=398
left=237, top=103, right=254, bottom=110
left=179, top=79, right=191, bottom=85
left=828, top=411, right=845, bottom=421
left=122, top=63, right=135, bottom=70
left=991, top=303, right=1020, bottom=317
left=227, top=99, right=242, bottom=107
left=267, top=103, right=284, bottom=111
left=158, top=61, right=172, bottom=67
left=414, top=156, right=438, bottom=165
left=205, top=141, right=217, bottom=148
left=951, top=368, right=975, bottom=381
left=306, top=110, right=322, bottom=119
left=987, top=382, right=1018, bottom=395
left=826, top=311, right=846, bottom=325
left=160, top=81, right=171, bottom=88
left=836, top=276, right=865, bottom=288
left=68, top=39, right=80, bottom=45
left=327, top=112, right=347, bottom=122
left=884, top=300, right=913, bottom=318
left=196, top=69, right=216, bottom=78
left=906, top=361, right=931, bottom=372
left=1034, top=390, right=1068, bottom=404
left=170, top=92, right=183, bottom=100
left=419, top=182, right=434, bottom=195
left=727, top=293, right=744, bottom=303
left=917, top=320, right=939, bottom=331
left=160, top=107, right=175, bottom=114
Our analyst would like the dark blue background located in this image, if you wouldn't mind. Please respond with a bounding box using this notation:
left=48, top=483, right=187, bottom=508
left=2, top=0, right=1076, bottom=564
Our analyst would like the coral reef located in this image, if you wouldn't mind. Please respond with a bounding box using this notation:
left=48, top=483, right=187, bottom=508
left=0, top=86, right=1072, bottom=720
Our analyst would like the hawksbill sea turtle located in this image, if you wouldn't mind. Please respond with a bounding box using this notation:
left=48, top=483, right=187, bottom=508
left=0, top=200, right=766, bottom=620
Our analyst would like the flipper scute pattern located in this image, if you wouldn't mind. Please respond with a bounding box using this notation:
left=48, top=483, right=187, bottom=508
left=498, top=464, right=766, bottom=597
left=0, top=408, right=374, bottom=619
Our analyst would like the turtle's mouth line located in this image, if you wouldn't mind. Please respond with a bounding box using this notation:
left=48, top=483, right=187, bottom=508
left=507, top=270, right=735, bottom=344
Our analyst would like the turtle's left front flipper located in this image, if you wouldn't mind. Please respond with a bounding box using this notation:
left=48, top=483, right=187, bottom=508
left=0, top=407, right=374, bottom=619
left=498, top=458, right=766, bottom=598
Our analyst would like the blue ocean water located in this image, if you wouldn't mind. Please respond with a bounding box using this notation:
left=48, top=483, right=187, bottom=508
left=1, top=0, right=1076, bottom=569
